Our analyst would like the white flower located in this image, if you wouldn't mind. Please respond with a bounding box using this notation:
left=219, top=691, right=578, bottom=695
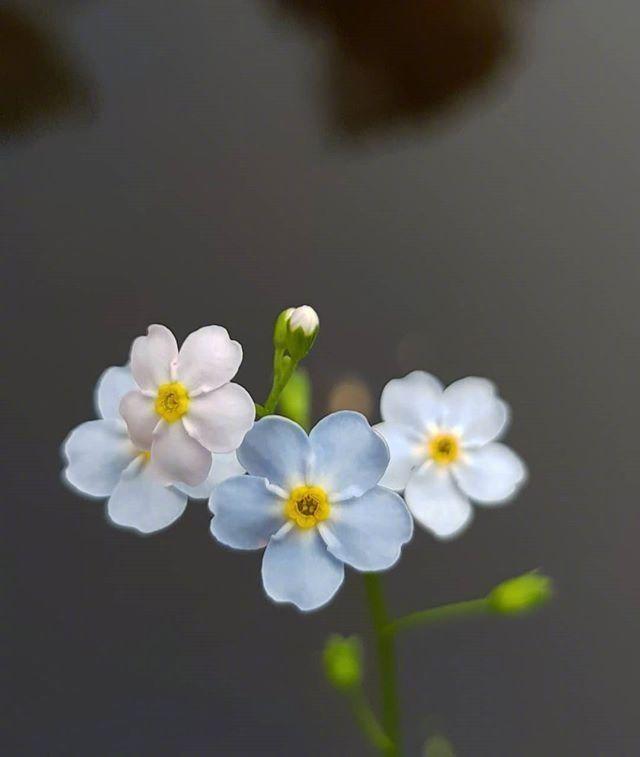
left=62, top=365, right=244, bottom=534
left=119, top=324, right=255, bottom=487
left=288, top=305, right=319, bottom=336
left=375, top=372, right=527, bottom=540
left=210, top=411, right=413, bottom=611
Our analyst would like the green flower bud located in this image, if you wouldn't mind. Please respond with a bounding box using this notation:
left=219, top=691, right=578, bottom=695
left=285, top=305, right=319, bottom=361
left=278, top=368, right=312, bottom=430
left=323, top=634, right=362, bottom=691
left=273, top=308, right=294, bottom=349
left=487, top=572, right=553, bottom=616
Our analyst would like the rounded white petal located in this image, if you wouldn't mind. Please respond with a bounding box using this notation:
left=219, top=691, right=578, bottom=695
left=176, top=325, right=243, bottom=394
left=441, top=377, right=509, bottom=445
left=320, top=486, right=413, bottom=571
left=289, top=305, right=319, bottom=335
left=175, top=451, right=244, bottom=499
left=209, top=475, right=285, bottom=549
left=119, top=391, right=158, bottom=450
left=106, top=464, right=188, bottom=534
left=404, top=463, right=473, bottom=540
left=453, top=443, right=527, bottom=504
left=261, top=527, right=344, bottom=611
left=94, top=365, right=136, bottom=420
left=380, top=371, right=443, bottom=433
left=374, top=422, right=425, bottom=491
left=150, top=421, right=212, bottom=486
left=62, top=419, right=137, bottom=497
left=183, top=383, right=254, bottom=453
left=130, top=324, right=178, bottom=392
left=309, top=411, right=389, bottom=499
left=236, top=416, right=311, bottom=491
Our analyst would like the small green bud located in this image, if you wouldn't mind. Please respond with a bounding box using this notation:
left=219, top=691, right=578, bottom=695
left=487, top=572, right=553, bottom=616
left=323, top=635, right=362, bottom=691
left=285, top=305, right=319, bottom=361
left=278, top=368, right=312, bottom=430
left=273, top=308, right=294, bottom=349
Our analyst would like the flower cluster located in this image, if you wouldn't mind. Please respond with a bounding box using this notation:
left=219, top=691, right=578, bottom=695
left=62, top=310, right=527, bottom=611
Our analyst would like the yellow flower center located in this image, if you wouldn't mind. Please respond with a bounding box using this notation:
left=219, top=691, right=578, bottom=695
left=428, top=432, right=460, bottom=465
left=155, top=382, right=190, bottom=423
left=285, top=485, right=331, bottom=529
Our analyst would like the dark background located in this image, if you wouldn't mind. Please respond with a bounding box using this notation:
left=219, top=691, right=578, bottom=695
left=3, top=1, right=639, bottom=754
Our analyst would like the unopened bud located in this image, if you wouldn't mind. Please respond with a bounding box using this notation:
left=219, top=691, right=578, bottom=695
left=289, top=305, right=319, bottom=336
left=487, top=572, right=553, bottom=616
left=323, top=635, right=362, bottom=690
left=273, top=308, right=295, bottom=349
left=285, top=305, right=319, bottom=361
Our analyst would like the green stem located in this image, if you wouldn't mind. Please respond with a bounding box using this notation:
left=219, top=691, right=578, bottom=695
left=348, top=688, right=393, bottom=753
left=364, top=574, right=400, bottom=756
left=385, top=598, right=489, bottom=637
left=256, top=354, right=297, bottom=418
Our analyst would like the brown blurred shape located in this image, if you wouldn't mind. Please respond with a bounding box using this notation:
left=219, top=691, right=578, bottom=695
left=327, top=375, right=374, bottom=419
left=0, top=7, right=91, bottom=140
left=275, top=0, right=521, bottom=134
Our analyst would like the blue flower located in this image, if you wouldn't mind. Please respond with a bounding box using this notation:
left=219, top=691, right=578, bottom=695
left=209, top=411, right=414, bottom=611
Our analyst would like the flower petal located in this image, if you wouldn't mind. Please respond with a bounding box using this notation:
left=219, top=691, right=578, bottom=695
left=183, top=383, right=254, bottom=453
left=130, top=324, right=178, bottom=392
left=119, top=391, right=158, bottom=450
left=309, top=411, right=389, bottom=499
left=404, top=463, right=473, bottom=540
left=94, top=365, right=136, bottom=420
left=236, top=416, right=311, bottom=491
left=175, top=451, right=244, bottom=499
left=175, top=325, right=243, bottom=394
left=374, top=422, right=425, bottom=491
left=261, top=528, right=344, bottom=611
left=441, top=377, right=509, bottom=445
left=453, top=443, right=527, bottom=504
left=320, top=486, right=413, bottom=571
left=62, top=419, right=137, bottom=497
left=106, top=463, right=188, bottom=534
left=380, top=371, right=443, bottom=432
left=150, top=421, right=212, bottom=486
left=209, top=475, right=285, bottom=549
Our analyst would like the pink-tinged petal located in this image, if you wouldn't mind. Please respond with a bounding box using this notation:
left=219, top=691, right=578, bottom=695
left=176, top=325, right=243, bottom=394
left=119, top=391, right=158, bottom=449
left=150, top=420, right=212, bottom=486
left=453, top=443, right=527, bottom=504
left=130, top=324, right=178, bottom=392
left=183, top=383, right=255, bottom=454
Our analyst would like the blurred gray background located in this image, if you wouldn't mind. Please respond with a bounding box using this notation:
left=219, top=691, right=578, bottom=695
left=2, top=1, right=639, bottom=754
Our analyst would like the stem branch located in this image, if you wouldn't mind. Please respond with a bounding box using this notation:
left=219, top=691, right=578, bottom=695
left=385, top=598, right=489, bottom=636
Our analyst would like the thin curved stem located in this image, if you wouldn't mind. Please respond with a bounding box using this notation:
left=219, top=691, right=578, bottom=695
left=385, top=598, right=489, bottom=636
left=348, top=688, right=393, bottom=753
left=364, top=574, right=400, bottom=756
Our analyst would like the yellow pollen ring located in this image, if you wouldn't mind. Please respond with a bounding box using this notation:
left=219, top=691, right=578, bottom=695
left=428, top=432, right=460, bottom=465
left=155, top=382, right=190, bottom=423
left=285, top=485, right=331, bottom=529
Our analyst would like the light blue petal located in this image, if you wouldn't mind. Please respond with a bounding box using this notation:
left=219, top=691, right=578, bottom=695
left=62, top=419, right=138, bottom=497
left=106, top=464, right=188, bottom=534
left=309, top=411, right=389, bottom=499
left=210, top=475, right=286, bottom=550
left=236, top=416, right=311, bottom=490
left=261, top=527, right=344, bottom=611
left=175, top=451, right=245, bottom=499
left=320, top=486, right=413, bottom=571
left=94, top=365, right=137, bottom=420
